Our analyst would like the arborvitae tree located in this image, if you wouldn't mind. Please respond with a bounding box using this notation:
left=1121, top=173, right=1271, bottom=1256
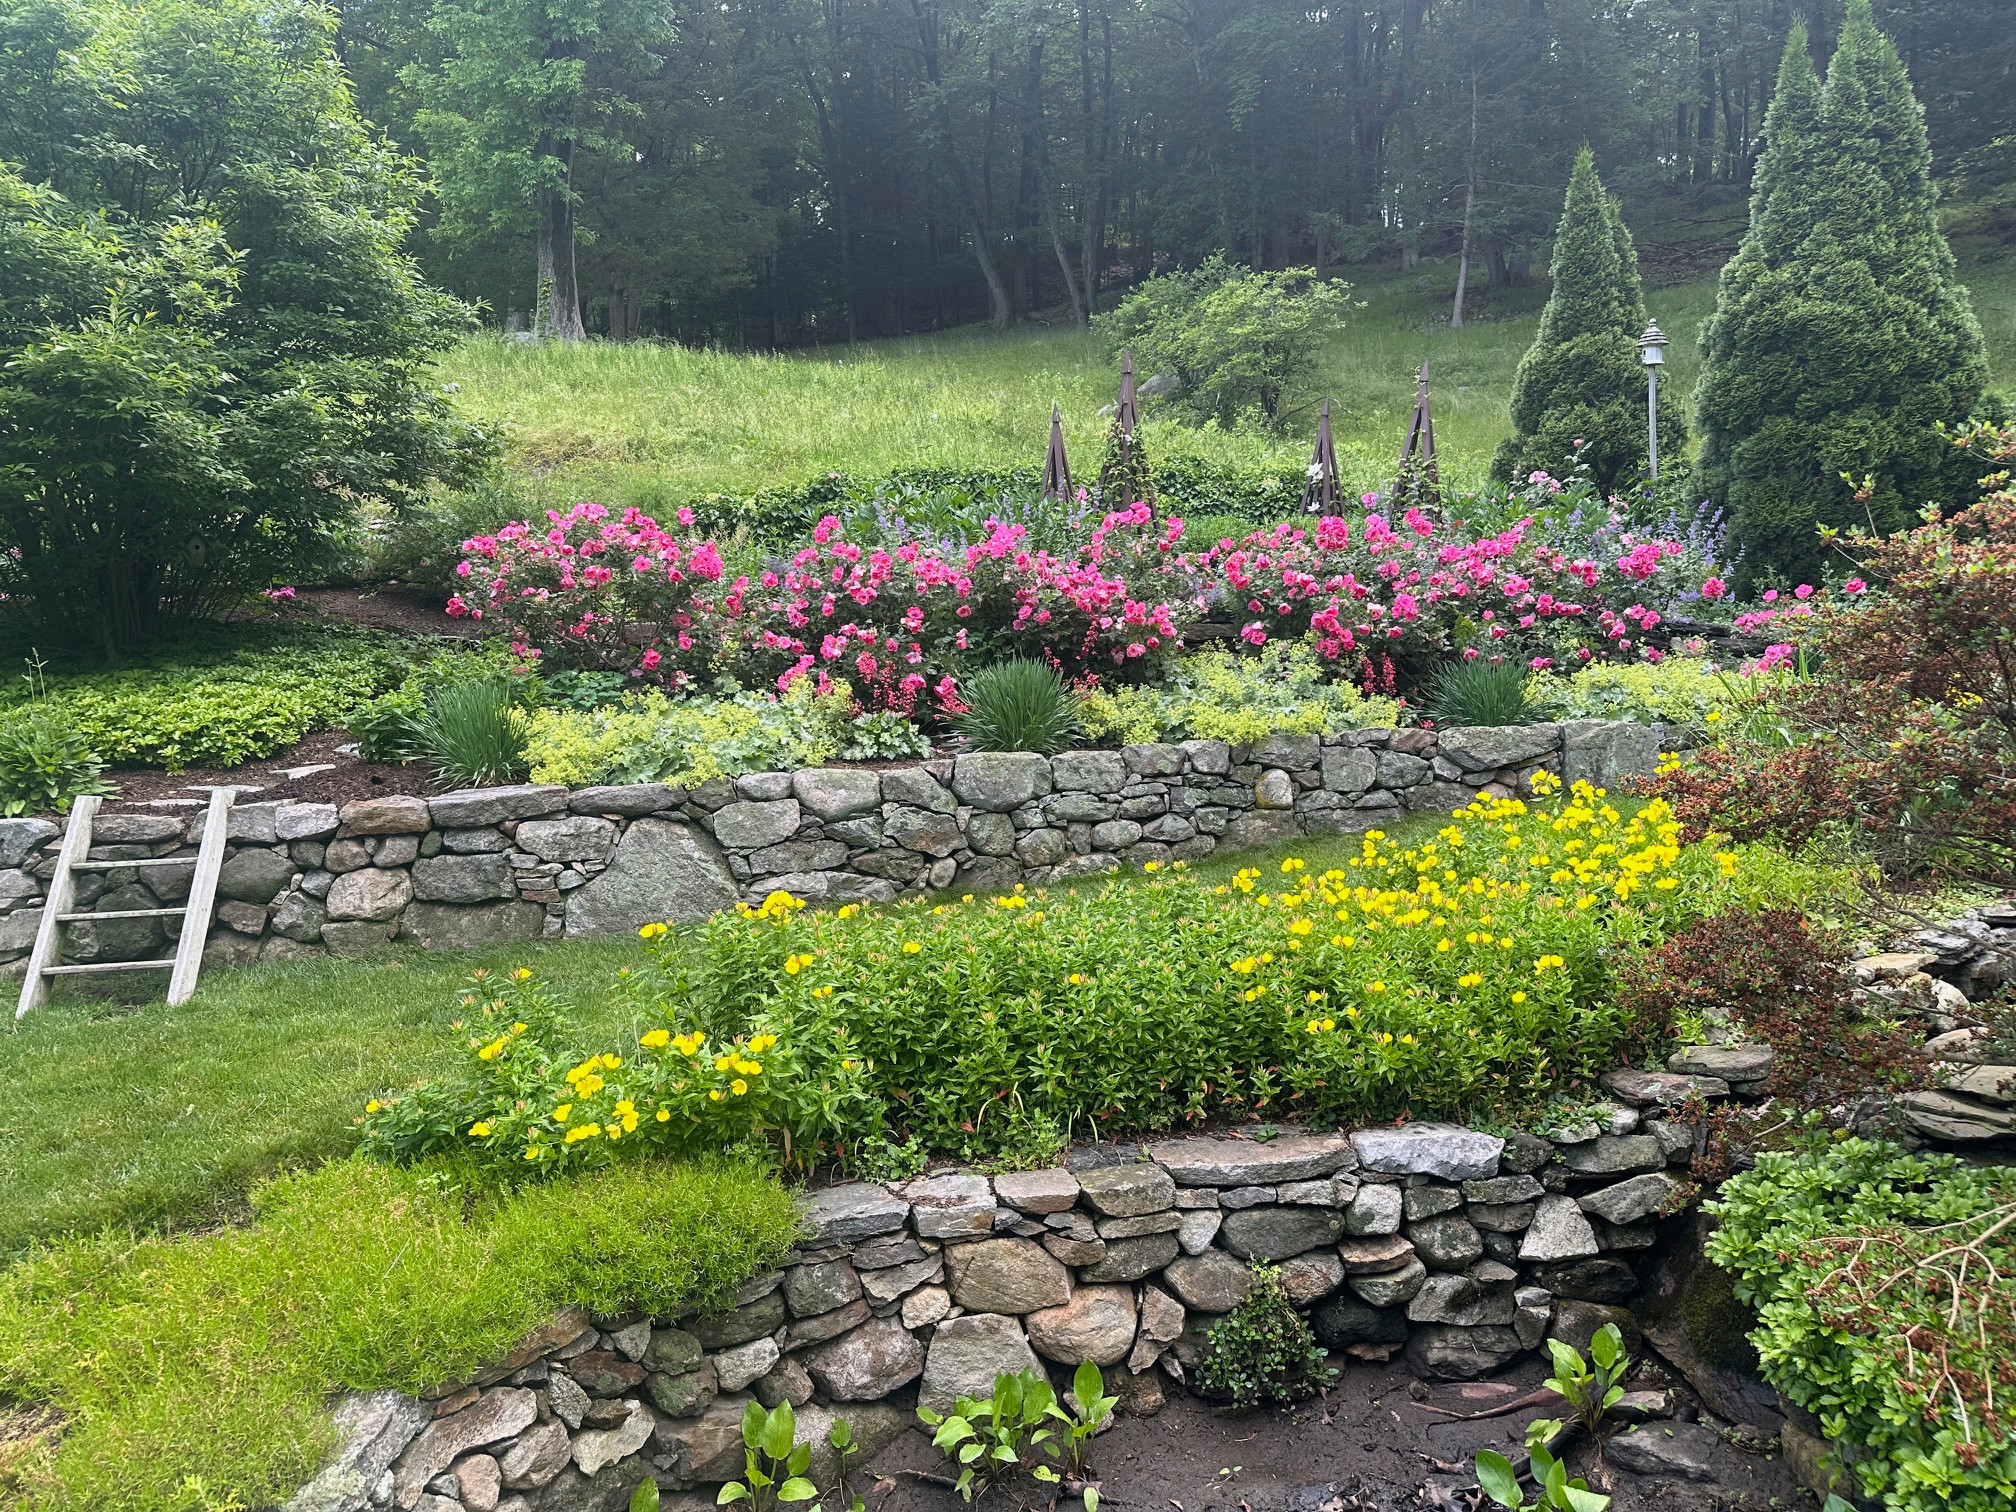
left=1695, top=3, right=1990, bottom=592
left=1492, top=150, right=1680, bottom=493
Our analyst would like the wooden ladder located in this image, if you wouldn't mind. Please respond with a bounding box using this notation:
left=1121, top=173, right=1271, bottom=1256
left=14, top=786, right=234, bottom=1018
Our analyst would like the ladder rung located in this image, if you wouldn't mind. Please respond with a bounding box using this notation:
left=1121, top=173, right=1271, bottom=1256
left=42, top=959, right=177, bottom=975
left=57, top=907, right=188, bottom=922
left=71, top=856, right=192, bottom=871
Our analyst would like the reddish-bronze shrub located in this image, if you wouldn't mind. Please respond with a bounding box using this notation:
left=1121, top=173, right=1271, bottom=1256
left=1647, top=420, right=2016, bottom=879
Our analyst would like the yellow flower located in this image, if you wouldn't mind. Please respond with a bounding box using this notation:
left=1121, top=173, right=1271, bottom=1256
left=638, top=922, right=670, bottom=939
left=1436, top=938, right=1452, bottom=952
left=1368, top=980, right=1387, bottom=993
left=513, top=967, right=532, bottom=980
left=812, top=985, right=835, bottom=998
left=730, top=1078, right=749, bottom=1096
left=511, top=1022, right=527, bottom=1034
left=575, top=1074, right=605, bottom=1097
left=1458, top=972, right=1484, bottom=988
left=1287, top=919, right=1313, bottom=936
left=365, top=1099, right=382, bottom=1114
left=1511, top=991, right=1528, bottom=1004
left=469, top=1121, right=492, bottom=1137
left=903, top=941, right=923, bottom=954
left=1143, top=860, right=1161, bottom=872
left=1399, top=1034, right=1416, bottom=1045
left=656, top=1108, right=671, bottom=1121
left=554, top=1103, right=573, bottom=1122
left=614, top=1100, right=635, bottom=1117
left=564, top=1122, right=603, bottom=1143
left=1067, top=973, right=1085, bottom=985
left=708, top=1089, right=725, bottom=1102
left=715, top=1055, right=734, bottom=1072
left=641, top=1028, right=671, bottom=1049
left=524, top=1147, right=542, bottom=1161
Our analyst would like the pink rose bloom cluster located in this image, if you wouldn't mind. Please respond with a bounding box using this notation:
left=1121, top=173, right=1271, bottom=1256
left=450, top=496, right=1718, bottom=699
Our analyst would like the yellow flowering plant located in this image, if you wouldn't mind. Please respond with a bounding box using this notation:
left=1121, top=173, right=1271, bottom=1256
left=623, top=779, right=1775, bottom=1161
left=356, top=965, right=807, bottom=1178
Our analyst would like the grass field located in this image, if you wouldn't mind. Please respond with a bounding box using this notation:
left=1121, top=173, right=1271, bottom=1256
left=0, top=814, right=1458, bottom=1258
left=437, top=251, right=2016, bottom=512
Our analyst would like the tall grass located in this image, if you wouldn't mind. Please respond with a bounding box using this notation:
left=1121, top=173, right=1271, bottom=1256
left=437, top=253, right=2016, bottom=516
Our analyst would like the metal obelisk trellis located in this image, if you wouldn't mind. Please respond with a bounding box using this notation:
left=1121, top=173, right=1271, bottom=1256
left=1394, top=361, right=1444, bottom=512
left=1042, top=404, right=1074, bottom=502
left=1300, top=397, right=1341, bottom=514
left=1096, top=348, right=1154, bottom=506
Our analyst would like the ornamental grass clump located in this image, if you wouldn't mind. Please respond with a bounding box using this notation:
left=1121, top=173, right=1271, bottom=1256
left=363, top=778, right=1805, bottom=1177
left=951, top=658, right=1082, bottom=754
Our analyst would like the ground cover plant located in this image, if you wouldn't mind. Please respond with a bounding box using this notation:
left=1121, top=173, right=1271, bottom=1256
left=1708, top=1136, right=2016, bottom=1511
left=360, top=778, right=1852, bottom=1173
left=0, top=1157, right=799, bottom=1512
left=0, top=624, right=416, bottom=771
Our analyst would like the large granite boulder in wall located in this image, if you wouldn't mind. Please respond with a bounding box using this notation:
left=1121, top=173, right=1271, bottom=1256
left=565, top=818, right=738, bottom=937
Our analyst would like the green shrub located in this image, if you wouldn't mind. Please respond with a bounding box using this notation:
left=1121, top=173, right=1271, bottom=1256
left=1424, top=656, right=1541, bottom=728
left=1707, top=1136, right=2016, bottom=1512
left=953, top=660, right=1082, bottom=754
left=523, top=680, right=858, bottom=789
left=363, top=782, right=1756, bottom=1171
left=0, top=1156, right=799, bottom=1512
left=1078, top=643, right=1400, bottom=746
left=407, top=676, right=529, bottom=788
left=840, top=710, right=932, bottom=761
left=1096, top=255, right=1355, bottom=429
left=1196, top=1262, right=1335, bottom=1407
left=0, top=703, right=112, bottom=814
left=0, top=627, right=416, bottom=771
left=1531, top=657, right=1731, bottom=734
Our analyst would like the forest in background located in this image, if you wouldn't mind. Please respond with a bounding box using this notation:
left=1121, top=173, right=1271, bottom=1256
left=332, top=0, right=2016, bottom=346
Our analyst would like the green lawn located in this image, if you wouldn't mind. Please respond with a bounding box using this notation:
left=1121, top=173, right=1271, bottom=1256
left=0, top=811, right=1463, bottom=1258
left=436, top=252, right=2016, bottom=512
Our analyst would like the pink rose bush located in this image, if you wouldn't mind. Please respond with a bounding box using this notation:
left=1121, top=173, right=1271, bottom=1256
left=451, top=492, right=1722, bottom=702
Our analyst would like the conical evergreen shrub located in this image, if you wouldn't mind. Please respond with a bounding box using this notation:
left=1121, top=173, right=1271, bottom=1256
left=1695, top=4, right=1989, bottom=591
left=1493, top=149, right=1679, bottom=492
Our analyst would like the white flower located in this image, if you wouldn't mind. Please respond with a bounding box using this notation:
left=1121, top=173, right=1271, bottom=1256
left=1306, top=462, right=1326, bottom=481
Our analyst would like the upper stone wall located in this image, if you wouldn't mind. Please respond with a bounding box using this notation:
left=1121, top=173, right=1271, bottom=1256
left=0, top=719, right=1674, bottom=974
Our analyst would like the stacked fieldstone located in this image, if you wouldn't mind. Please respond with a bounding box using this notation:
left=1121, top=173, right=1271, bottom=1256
left=1850, top=900, right=2016, bottom=1145
left=0, top=720, right=1674, bottom=977
left=287, top=1110, right=1720, bottom=1512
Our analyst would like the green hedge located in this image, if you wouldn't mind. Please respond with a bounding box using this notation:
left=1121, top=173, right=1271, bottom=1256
left=688, top=456, right=1325, bottom=544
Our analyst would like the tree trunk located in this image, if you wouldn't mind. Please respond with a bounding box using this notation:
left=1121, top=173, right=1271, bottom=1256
left=542, top=134, right=586, bottom=343
left=534, top=193, right=556, bottom=339
left=969, top=212, right=1012, bottom=327
left=1043, top=178, right=1085, bottom=327
left=1450, top=65, right=1477, bottom=329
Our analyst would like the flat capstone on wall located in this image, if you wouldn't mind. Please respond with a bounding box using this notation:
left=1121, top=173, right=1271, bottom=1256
left=0, top=720, right=1674, bottom=974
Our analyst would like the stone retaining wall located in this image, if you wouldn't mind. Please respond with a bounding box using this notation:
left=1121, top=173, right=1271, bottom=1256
left=289, top=1080, right=1725, bottom=1512
left=0, top=719, right=1671, bottom=974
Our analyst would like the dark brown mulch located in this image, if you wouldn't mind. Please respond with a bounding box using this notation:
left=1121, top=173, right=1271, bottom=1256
left=863, top=1352, right=1804, bottom=1512
left=98, top=728, right=432, bottom=811
left=291, top=584, right=477, bottom=640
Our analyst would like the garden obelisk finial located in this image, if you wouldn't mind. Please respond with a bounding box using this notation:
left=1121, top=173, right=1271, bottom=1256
left=1042, top=404, right=1074, bottom=502
left=1301, top=397, right=1340, bottom=514
left=1097, top=348, right=1155, bottom=506
left=1394, top=362, right=1444, bottom=512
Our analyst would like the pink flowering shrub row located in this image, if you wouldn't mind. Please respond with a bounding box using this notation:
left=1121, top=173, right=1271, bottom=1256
left=449, top=486, right=1729, bottom=703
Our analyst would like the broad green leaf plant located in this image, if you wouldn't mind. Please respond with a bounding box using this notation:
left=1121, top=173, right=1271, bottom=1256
left=720, top=1401, right=821, bottom=1512
left=1530, top=1324, right=1631, bottom=1449
left=919, top=1364, right=1113, bottom=1509
left=1476, top=1442, right=1610, bottom=1512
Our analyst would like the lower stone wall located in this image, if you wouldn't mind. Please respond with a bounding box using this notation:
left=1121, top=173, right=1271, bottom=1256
left=0, top=719, right=1673, bottom=976
left=295, top=1079, right=1724, bottom=1512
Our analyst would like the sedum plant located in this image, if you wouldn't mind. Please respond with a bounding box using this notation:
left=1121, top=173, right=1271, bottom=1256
left=1078, top=642, right=1400, bottom=745
left=1195, top=1261, right=1335, bottom=1407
